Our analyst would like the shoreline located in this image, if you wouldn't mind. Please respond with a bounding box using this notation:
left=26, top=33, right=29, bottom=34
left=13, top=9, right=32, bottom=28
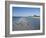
left=32, top=17, right=40, bottom=18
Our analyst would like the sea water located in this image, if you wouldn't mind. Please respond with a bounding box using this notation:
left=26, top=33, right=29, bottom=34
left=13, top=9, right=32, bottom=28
left=12, top=17, right=40, bottom=31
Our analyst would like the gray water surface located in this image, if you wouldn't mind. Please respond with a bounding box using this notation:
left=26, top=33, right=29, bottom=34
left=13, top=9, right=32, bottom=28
left=12, top=17, right=40, bottom=31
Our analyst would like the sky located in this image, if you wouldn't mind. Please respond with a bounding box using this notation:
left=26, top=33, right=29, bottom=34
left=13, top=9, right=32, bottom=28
left=12, top=7, right=40, bottom=17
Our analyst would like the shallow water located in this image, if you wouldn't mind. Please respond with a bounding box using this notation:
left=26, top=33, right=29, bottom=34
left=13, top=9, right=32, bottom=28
left=12, top=17, right=40, bottom=31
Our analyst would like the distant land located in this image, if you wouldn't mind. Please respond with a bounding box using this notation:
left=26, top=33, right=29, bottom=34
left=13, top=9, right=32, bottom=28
left=12, top=15, right=40, bottom=17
